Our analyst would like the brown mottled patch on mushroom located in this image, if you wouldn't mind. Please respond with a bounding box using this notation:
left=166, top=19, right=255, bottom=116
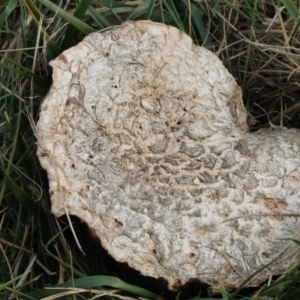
left=263, top=198, right=287, bottom=211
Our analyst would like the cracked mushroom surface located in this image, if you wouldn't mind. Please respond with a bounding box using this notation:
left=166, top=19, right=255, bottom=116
left=37, top=21, right=300, bottom=290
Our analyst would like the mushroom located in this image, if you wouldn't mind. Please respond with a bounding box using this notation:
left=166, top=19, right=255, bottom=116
left=36, top=21, right=300, bottom=291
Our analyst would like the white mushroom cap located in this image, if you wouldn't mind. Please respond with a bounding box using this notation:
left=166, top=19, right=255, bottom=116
left=37, top=21, right=300, bottom=291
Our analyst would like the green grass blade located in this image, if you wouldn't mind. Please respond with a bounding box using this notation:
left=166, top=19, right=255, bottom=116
left=60, top=0, right=94, bottom=51
left=0, top=123, right=10, bottom=134
left=162, top=0, right=184, bottom=31
left=221, top=0, right=253, bottom=22
left=4, top=288, right=37, bottom=300
left=210, top=0, right=224, bottom=40
left=88, top=5, right=111, bottom=28
left=230, top=254, right=285, bottom=298
left=0, top=273, right=28, bottom=292
left=145, top=0, right=156, bottom=19
left=0, top=0, right=17, bottom=29
left=182, top=0, right=212, bottom=46
left=23, top=0, right=61, bottom=58
left=26, top=275, right=158, bottom=299
left=129, top=0, right=155, bottom=19
left=4, top=174, right=39, bottom=215
left=100, top=6, right=135, bottom=17
left=279, top=237, right=300, bottom=246
left=97, top=0, right=133, bottom=8
left=0, top=58, right=46, bottom=90
left=280, top=0, right=300, bottom=24
left=37, top=0, right=95, bottom=35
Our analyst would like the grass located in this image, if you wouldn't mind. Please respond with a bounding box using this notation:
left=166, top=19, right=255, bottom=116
left=1, top=0, right=300, bottom=299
